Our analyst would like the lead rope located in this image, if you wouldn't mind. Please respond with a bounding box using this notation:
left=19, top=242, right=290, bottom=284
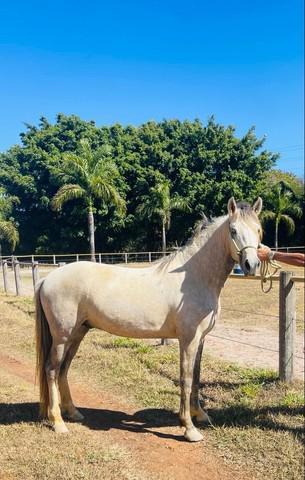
left=259, top=245, right=281, bottom=293
left=232, top=238, right=281, bottom=293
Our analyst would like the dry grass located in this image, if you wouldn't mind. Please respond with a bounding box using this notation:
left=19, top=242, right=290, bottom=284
left=0, top=294, right=304, bottom=480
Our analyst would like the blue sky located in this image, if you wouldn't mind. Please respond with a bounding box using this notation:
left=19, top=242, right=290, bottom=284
left=0, top=0, right=303, bottom=177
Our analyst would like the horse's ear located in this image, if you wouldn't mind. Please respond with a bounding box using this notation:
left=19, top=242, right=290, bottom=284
left=227, top=197, right=237, bottom=216
left=253, top=197, right=263, bottom=215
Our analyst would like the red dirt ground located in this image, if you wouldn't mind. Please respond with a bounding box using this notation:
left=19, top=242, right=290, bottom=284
left=0, top=351, right=252, bottom=480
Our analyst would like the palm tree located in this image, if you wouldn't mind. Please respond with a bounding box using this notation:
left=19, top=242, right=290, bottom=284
left=0, top=220, right=19, bottom=254
left=137, top=179, right=190, bottom=253
left=0, top=189, right=19, bottom=255
left=261, top=181, right=302, bottom=250
left=52, top=139, right=125, bottom=261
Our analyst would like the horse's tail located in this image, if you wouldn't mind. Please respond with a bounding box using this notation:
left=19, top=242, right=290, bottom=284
left=35, top=280, right=51, bottom=418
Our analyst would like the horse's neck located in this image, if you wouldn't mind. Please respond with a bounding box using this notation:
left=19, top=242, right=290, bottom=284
left=177, top=217, right=234, bottom=293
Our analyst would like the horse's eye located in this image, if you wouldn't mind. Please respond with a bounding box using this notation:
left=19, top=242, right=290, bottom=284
left=231, top=228, right=237, bottom=236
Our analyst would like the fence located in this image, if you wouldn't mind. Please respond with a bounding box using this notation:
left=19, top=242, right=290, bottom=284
left=0, top=251, right=170, bottom=266
left=0, top=256, right=304, bottom=383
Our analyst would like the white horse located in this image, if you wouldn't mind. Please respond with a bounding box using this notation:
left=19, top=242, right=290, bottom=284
left=35, top=197, right=263, bottom=442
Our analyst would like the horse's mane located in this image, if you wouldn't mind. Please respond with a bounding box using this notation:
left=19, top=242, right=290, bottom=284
left=154, top=214, right=227, bottom=269
left=155, top=201, right=259, bottom=269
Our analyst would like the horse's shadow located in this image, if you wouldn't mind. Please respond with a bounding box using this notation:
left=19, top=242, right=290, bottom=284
left=0, top=399, right=303, bottom=442
left=0, top=401, right=183, bottom=441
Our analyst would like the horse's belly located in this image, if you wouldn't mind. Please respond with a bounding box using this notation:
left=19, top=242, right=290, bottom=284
left=87, top=298, right=176, bottom=338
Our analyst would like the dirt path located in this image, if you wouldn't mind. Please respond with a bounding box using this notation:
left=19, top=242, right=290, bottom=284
left=205, top=322, right=304, bottom=379
left=0, top=351, right=250, bottom=480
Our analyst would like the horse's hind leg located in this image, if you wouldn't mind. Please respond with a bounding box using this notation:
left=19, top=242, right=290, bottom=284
left=190, top=339, right=210, bottom=423
left=58, top=325, right=89, bottom=421
left=46, top=342, right=68, bottom=433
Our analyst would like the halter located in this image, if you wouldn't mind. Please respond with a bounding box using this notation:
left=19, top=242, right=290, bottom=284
left=230, top=231, right=281, bottom=293
left=230, top=236, right=258, bottom=260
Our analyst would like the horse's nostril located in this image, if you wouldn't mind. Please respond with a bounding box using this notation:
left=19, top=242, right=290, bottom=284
left=245, top=259, right=250, bottom=271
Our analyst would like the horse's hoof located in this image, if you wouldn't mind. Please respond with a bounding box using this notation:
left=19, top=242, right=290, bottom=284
left=53, top=422, right=69, bottom=434
left=68, top=409, right=84, bottom=422
left=184, top=427, right=204, bottom=442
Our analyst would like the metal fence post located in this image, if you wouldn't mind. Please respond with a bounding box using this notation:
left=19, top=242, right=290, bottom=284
left=98, top=253, right=101, bottom=263
left=2, top=260, right=8, bottom=294
left=53, top=255, right=56, bottom=265
left=13, top=260, right=21, bottom=296
left=148, top=252, right=151, bottom=263
left=124, top=253, right=128, bottom=264
left=279, top=271, right=296, bottom=383
left=32, top=261, right=40, bottom=289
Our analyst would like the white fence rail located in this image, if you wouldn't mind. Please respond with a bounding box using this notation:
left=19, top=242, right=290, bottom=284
left=1, top=246, right=304, bottom=266
left=0, top=251, right=172, bottom=265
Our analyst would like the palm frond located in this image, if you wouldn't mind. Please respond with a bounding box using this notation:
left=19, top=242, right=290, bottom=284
left=61, top=152, right=89, bottom=181
left=260, top=210, right=276, bottom=223
left=279, top=214, right=295, bottom=235
left=91, top=178, right=125, bottom=213
left=51, top=184, right=86, bottom=211
left=136, top=200, right=163, bottom=220
left=288, top=204, right=303, bottom=218
left=92, top=157, right=119, bottom=181
left=170, top=196, right=191, bottom=213
left=0, top=220, right=19, bottom=249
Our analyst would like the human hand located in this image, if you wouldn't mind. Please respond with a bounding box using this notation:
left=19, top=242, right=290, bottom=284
left=257, top=245, right=272, bottom=262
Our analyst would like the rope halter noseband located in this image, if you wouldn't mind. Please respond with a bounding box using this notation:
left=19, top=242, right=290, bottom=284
left=230, top=236, right=258, bottom=259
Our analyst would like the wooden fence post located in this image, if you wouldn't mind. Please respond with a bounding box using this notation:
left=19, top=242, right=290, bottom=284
left=13, top=260, right=21, bottom=296
left=32, top=261, right=39, bottom=289
left=2, top=260, right=8, bottom=294
left=279, top=271, right=296, bottom=383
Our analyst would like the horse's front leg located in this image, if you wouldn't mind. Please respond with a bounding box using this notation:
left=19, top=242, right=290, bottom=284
left=190, top=339, right=210, bottom=423
left=179, top=336, right=204, bottom=442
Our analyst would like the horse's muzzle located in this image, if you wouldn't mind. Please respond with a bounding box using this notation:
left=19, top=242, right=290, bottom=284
left=243, top=258, right=260, bottom=276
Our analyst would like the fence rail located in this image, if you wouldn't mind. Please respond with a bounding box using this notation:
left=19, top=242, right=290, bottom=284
left=0, top=251, right=171, bottom=265
left=1, top=245, right=304, bottom=265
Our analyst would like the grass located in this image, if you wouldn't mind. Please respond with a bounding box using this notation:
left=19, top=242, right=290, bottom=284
left=0, top=294, right=304, bottom=480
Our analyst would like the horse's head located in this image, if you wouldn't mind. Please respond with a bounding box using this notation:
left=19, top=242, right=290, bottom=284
left=227, top=197, right=263, bottom=276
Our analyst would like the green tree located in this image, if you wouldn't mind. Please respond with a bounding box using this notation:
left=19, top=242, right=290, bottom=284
left=0, top=115, right=278, bottom=253
left=51, top=139, right=125, bottom=261
left=137, top=177, right=190, bottom=252
left=261, top=181, right=302, bottom=249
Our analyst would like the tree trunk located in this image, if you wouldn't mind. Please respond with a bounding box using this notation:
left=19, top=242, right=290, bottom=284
left=275, top=219, right=279, bottom=251
left=88, top=207, right=96, bottom=262
left=162, top=220, right=166, bottom=255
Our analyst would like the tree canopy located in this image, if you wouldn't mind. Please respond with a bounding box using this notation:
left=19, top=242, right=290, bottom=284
left=0, top=114, right=302, bottom=255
